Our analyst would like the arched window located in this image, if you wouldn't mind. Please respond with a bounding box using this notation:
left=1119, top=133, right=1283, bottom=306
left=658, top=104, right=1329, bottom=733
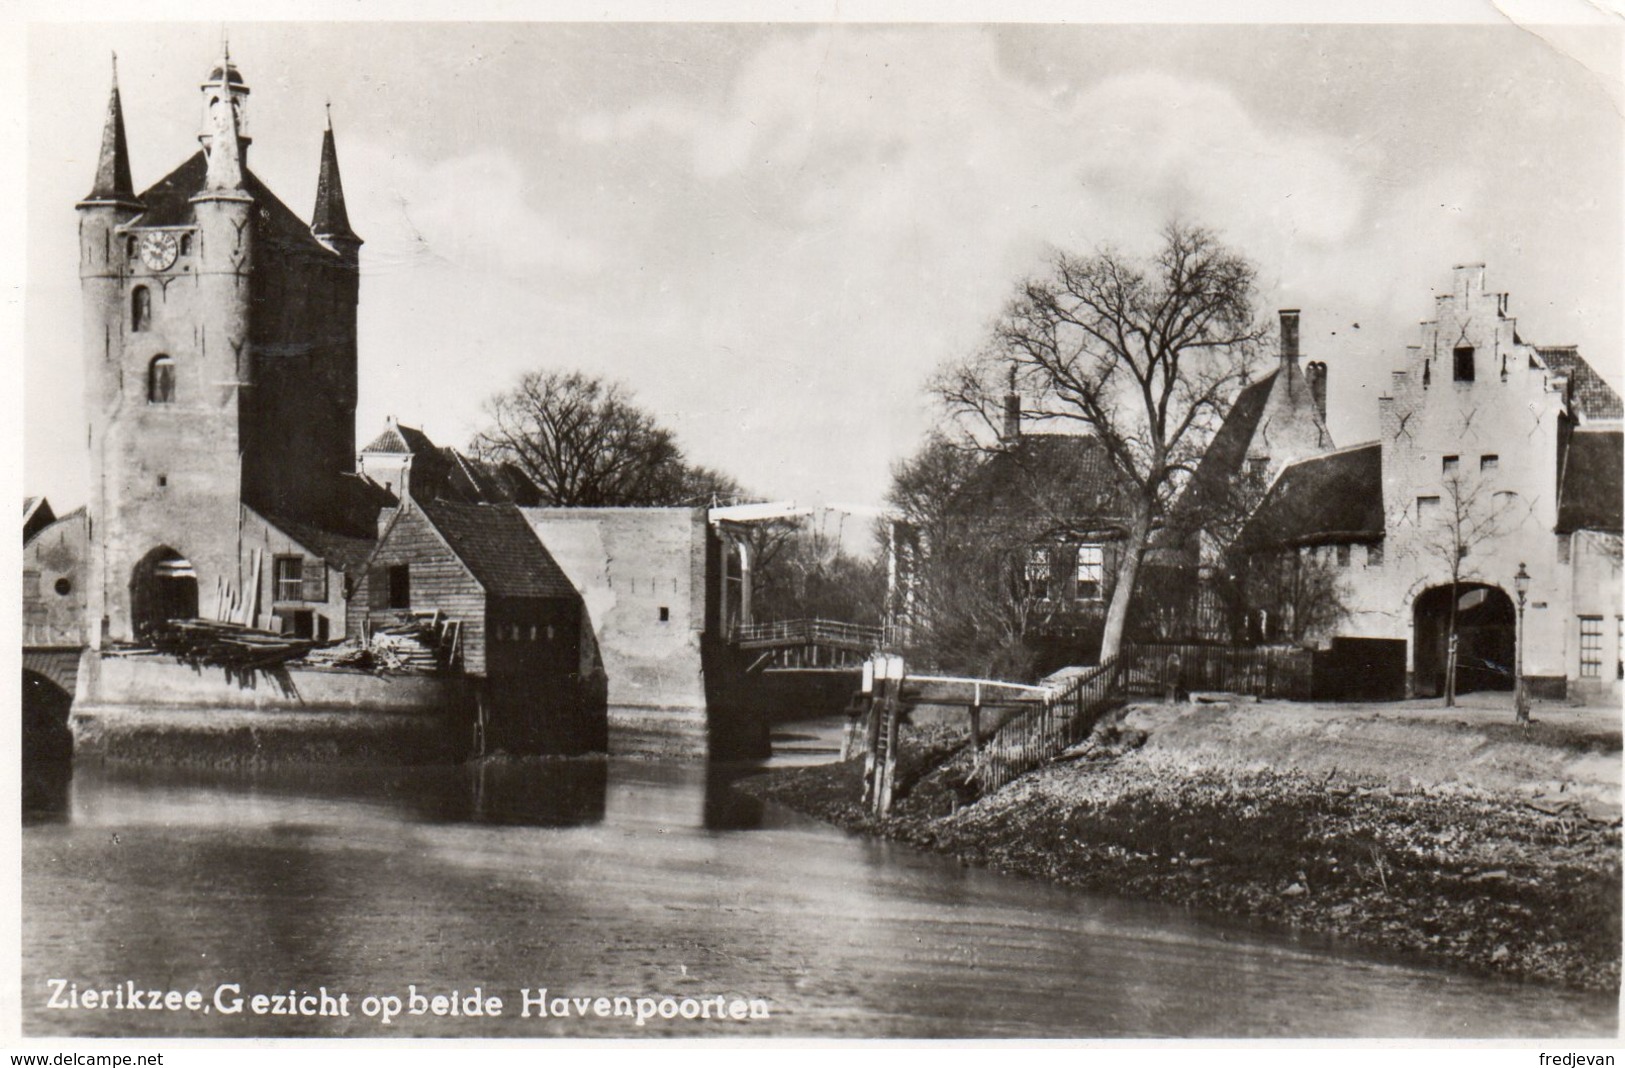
left=148, top=355, right=175, bottom=405
left=131, top=286, right=151, bottom=332
left=180, top=233, right=192, bottom=257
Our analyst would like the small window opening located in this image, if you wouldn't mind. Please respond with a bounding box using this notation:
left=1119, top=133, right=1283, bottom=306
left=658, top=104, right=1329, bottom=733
left=54, top=578, right=72, bottom=597
left=1453, top=345, right=1475, bottom=383
left=1442, top=455, right=1459, bottom=475
left=387, top=564, right=410, bottom=609
left=180, top=233, right=192, bottom=256
left=274, top=556, right=304, bottom=602
left=126, top=236, right=136, bottom=259
left=132, top=286, right=151, bottom=332
left=1481, top=454, right=1499, bottom=473
left=1336, top=544, right=1351, bottom=567
left=659, top=606, right=670, bottom=622
left=1417, top=495, right=1440, bottom=521
left=1075, top=544, right=1105, bottom=601
left=147, top=355, right=175, bottom=404
left=1367, top=544, right=1384, bottom=567
left=157, top=474, right=167, bottom=488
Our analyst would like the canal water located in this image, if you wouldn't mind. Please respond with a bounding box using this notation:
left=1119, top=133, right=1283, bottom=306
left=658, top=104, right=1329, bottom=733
left=21, top=719, right=1619, bottom=1039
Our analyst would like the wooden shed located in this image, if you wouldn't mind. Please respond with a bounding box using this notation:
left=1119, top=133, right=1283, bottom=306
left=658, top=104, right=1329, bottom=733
left=365, top=500, right=602, bottom=755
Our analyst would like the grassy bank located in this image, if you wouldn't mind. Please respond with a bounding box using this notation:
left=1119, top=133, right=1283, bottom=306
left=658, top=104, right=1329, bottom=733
left=738, top=702, right=1621, bottom=992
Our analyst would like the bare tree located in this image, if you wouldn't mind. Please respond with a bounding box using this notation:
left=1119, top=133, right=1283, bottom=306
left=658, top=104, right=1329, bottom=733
left=1237, top=545, right=1350, bottom=646
left=939, top=222, right=1267, bottom=662
left=1421, top=473, right=1516, bottom=708
left=471, top=370, right=734, bottom=507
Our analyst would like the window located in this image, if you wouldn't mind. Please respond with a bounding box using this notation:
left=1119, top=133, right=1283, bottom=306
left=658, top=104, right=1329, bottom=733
left=1336, top=544, right=1351, bottom=567
left=1453, top=345, right=1475, bottom=383
left=126, top=236, right=136, bottom=259
left=132, top=286, right=151, bottom=332
left=54, top=577, right=72, bottom=596
left=1076, top=544, right=1105, bottom=600
left=148, top=355, right=175, bottom=404
left=1367, top=543, right=1384, bottom=567
left=180, top=233, right=192, bottom=256
left=1580, top=616, right=1604, bottom=679
left=1481, top=454, right=1499, bottom=473
left=1025, top=547, right=1051, bottom=600
left=659, top=606, right=670, bottom=622
left=1246, top=457, right=1269, bottom=479
left=1417, top=495, right=1440, bottom=521
left=157, top=475, right=167, bottom=488
left=274, top=556, right=304, bottom=602
left=1442, top=455, right=1459, bottom=475
left=388, top=564, right=410, bottom=609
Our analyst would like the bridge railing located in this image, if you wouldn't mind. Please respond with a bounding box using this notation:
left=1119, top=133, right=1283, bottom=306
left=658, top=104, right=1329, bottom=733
left=730, top=618, right=890, bottom=651
left=973, top=656, right=1122, bottom=793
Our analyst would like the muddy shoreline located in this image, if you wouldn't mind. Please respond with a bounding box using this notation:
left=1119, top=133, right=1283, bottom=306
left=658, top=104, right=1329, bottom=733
left=738, top=706, right=1622, bottom=993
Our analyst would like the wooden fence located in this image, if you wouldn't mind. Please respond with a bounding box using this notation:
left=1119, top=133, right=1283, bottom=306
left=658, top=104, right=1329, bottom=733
left=1121, top=642, right=1313, bottom=701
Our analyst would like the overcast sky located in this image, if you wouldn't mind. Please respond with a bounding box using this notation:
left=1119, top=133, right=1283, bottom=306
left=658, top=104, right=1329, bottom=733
left=20, top=17, right=1624, bottom=513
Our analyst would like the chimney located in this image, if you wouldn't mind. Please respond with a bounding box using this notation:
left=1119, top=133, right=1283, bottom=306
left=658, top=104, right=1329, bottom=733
left=999, top=365, right=1021, bottom=443
left=1279, top=309, right=1300, bottom=367
left=1306, top=360, right=1328, bottom=423
left=1001, top=391, right=1021, bottom=443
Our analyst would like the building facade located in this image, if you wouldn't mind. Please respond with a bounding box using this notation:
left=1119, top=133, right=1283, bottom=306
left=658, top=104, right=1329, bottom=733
left=78, top=49, right=365, bottom=646
left=1242, top=265, right=1623, bottom=702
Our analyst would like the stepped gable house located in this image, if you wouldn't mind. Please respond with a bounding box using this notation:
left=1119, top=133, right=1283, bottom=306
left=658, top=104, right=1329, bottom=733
left=1240, top=265, right=1623, bottom=703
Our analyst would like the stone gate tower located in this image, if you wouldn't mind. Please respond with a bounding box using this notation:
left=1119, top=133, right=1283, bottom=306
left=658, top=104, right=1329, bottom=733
left=77, top=47, right=363, bottom=645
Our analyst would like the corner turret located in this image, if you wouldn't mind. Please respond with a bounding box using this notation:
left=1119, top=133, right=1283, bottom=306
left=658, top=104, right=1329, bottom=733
left=311, top=105, right=362, bottom=260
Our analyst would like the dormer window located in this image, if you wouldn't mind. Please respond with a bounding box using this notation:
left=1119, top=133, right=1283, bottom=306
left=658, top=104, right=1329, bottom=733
left=148, top=355, right=175, bottom=404
left=1453, top=345, right=1475, bottom=383
left=132, top=286, right=151, bottom=332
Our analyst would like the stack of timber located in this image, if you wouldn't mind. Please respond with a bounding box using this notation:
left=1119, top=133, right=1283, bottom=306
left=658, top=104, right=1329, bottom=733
left=141, top=619, right=323, bottom=671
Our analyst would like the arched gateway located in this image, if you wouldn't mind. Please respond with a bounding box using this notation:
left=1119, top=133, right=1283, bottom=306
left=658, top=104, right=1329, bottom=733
left=1412, top=583, right=1516, bottom=698
left=129, top=547, right=199, bottom=638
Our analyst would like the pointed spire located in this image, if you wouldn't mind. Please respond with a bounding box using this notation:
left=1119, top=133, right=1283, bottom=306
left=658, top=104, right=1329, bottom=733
left=83, top=52, right=138, bottom=205
left=311, top=105, right=361, bottom=248
left=203, top=61, right=245, bottom=191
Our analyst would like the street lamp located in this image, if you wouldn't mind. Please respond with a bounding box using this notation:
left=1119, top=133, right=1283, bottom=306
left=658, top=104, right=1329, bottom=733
left=1514, top=562, right=1531, bottom=724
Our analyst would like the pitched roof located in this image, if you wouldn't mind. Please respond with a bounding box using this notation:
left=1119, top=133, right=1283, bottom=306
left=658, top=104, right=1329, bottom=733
left=1171, top=371, right=1276, bottom=530
left=1540, top=347, right=1623, bottom=422
left=359, top=419, right=438, bottom=457
left=418, top=501, right=577, bottom=599
left=131, top=152, right=333, bottom=259
left=1557, top=430, right=1623, bottom=534
left=1238, top=442, right=1385, bottom=549
left=359, top=420, right=540, bottom=506
left=952, top=433, right=1131, bottom=531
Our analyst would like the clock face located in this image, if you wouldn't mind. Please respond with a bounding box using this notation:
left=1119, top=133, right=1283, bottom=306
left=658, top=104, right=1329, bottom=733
left=139, top=232, right=179, bottom=271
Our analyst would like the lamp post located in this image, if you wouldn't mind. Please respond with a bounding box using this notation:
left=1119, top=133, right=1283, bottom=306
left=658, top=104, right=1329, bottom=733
left=1514, top=562, right=1530, bottom=724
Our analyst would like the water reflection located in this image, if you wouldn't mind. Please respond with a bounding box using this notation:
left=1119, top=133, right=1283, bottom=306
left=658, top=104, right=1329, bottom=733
left=21, top=745, right=1620, bottom=1039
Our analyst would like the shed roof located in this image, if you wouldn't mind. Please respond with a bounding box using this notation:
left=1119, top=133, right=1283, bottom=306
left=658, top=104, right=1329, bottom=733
left=1539, top=347, right=1623, bottom=422
left=1238, top=442, right=1384, bottom=549
left=418, top=501, right=577, bottom=599
left=260, top=511, right=377, bottom=573
left=1557, top=429, right=1623, bottom=534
